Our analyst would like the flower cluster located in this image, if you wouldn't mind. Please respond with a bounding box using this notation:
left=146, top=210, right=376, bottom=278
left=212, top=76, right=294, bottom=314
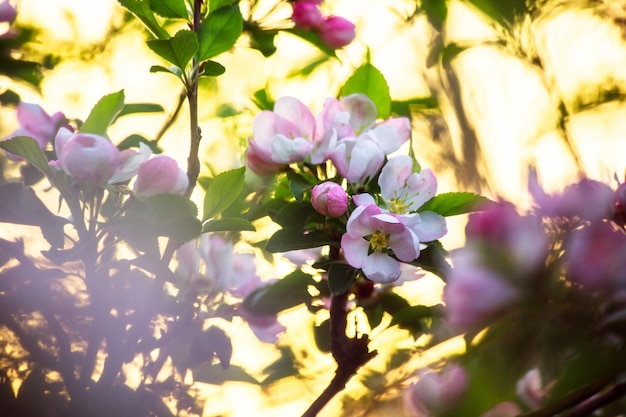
left=247, top=94, right=447, bottom=284
left=444, top=174, right=626, bottom=334
left=290, top=0, right=355, bottom=49
left=176, top=235, right=285, bottom=343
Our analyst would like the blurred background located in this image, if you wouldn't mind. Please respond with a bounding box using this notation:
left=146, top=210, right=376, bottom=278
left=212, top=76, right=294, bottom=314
left=2, top=0, right=626, bottom=415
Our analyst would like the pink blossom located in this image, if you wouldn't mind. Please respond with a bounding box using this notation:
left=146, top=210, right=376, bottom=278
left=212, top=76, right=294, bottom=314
left=316, top=94, right=377, bottom=141
left=465, top=203, right=548, bottom=276
left=2, top=102, right=66, bottom=159
left=444, top=248, right=520, bottom=331
left=311, top=181, right=348, bottom=217
left=341, top=202, right=420, bottom=283
left=379, top=155, right=437, bottom=214
left=330, top=134, right=384, bottom=185
left=319, top=16, right=355, bottom=49
left=295, top=0, right=323, bottom=4
left=564, top=221, right=626, bottom=292
left=247, top=97, right=317, bottom=175
left=291, top=2, right=323, bottom=30
left=199, top=234, right=235, bottom=291
left=133, top=154, right=188, bottom=197
left=54, top=127, right=121, bottom=184
left=0, top=1, right=16, bottom=24
left=404, top=363, right=468, bottom=416
left=108, top=142, right=151, bottom=184
left=529, top=170, right=614, bottom=222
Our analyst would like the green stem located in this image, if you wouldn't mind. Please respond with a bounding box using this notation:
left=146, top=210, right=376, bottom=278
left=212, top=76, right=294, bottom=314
left=185, top=0, right=203, bottom=197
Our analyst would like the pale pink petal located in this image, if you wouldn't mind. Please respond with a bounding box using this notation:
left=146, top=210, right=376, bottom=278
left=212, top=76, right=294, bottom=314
left=362, top=251, right=401, bottom=283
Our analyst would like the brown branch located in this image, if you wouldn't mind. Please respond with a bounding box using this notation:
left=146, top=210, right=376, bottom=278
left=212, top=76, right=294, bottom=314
left=301, top=292, right=377, bottom=417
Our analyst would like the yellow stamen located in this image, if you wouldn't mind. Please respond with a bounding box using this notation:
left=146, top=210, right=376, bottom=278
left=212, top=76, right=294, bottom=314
left=370, top=231, right=388, bottom=251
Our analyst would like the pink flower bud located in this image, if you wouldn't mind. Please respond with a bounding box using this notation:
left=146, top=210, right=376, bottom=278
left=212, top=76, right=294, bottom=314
left=133, top=155, right=188, bottom=197
left=318, top=16, right=355, bottom=49
left=311, top=181, right=348, bottom=217
left=516, top=368, right=545, bottom=409
left=0, top=1, right=17, bottom=24
left=55, top=128, right=121, bottom=184
left=292, top=2, right=324, bottom=30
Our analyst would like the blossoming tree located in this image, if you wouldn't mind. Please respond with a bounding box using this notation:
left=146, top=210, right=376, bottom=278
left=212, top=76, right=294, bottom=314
left=2, top=0, right=626, bottom=416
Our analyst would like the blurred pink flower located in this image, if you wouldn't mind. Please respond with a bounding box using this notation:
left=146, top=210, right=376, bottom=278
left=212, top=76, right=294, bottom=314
left=330, top=134, right=385, bottom=185
left=444, top=248, right=520, bottom=331
left=2, top=102, right=66, bottom=159
left=465, top=202, right=548, bottom=276
left=404, top=363, right=468, bottom=416
left=516, top=368, right=546, bottom=409
left=133, top=154, right=188, bottom=197
left=319, top=16, right=355, bottom=49
left=108, top=142, right=151, bottom=184
left=564, top=221, right=626, bottom=292
left=480, top=402, right=521, bottom=417
left=53, top=127, right=121, bottom=184
left=291, top=2, right=323, bottom=30
left=529, top=170, right=614, bottom=222
left=341, top=202, right=420, bottom=283
left=311, top=181, right=348, bottom=217
left=0, top=0, right=16, bottom=24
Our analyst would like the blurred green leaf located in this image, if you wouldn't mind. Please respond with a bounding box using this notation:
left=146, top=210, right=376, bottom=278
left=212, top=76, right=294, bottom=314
left=409, top=241, right=450, bottom=280
left=419, top=192, right=492, bottom=217
left=149, top=0, right=187, bottom=19
left=283, top=28, right=337, bottom=58
left=202, top=218, right=255, bottom=232
left=0, top=136, right=51, bottom=176
left=118, top=0, right=170, bottom=39
left=209, top=0, right=237, bottom=10
left=202, top=166, right=245, bottom=221
left=194, top=363, right=258, bottom=385
left=197, top=4, right=243, bottom=61
left=248, top=27, right=278, bottom=57
left=421, top=0, right=448, bottom=29
left=327, top=263, right=357, bottom=296
left=243, top=269, right=316, bottom=315
left=389, top=304, right=444, bottom=336
left=390, top=96, right=438, bottom=115
left=201, top=60, right=226, bottom=77
left=252, top=88, right=274, bottom=111
left=265, top=229, right=334, bottom=253
left=0, top=183, right=67, bottom=248
left=341, top=63, right=391, bottom=118
left=463, top=0, right=528, bottom=26
left=117, top=134, right=162, bottom=153
left=0, top=89, right=20, bottom=106
left=79, top=90, right=125, bottom=136
left=113, top=193, right=201, bottom=249
left=314, top=319, right=331, bottom=352
left=147, top=29, right=199, bottom=70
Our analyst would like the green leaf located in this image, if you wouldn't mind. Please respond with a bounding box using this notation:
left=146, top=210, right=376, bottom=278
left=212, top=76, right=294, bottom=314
left=150, top=64, right=184, bottom=81
left=116, top=102, right=164, bottom=119
left=113, top=193, right=201, bottom=249
left=341, top=63, right=391, bottom=118
left=421, top=0, right=448, bottom=29
left=202, top=166, right=245, bottom=221
left=463, top=0, right=528, bottom=26
left=409, top=241, right=451, bottom=280
left=201, top=60, right=226, bottom=77
left=283, top=28, right=337, bottom=57
left=327, top=263, right=357, bottom=295
left=209, top=0, right=237, bottom=11
left=0, top=183, right=67, bottom=248
left=265, top=229, right=335, bottom=253
left=149, top=0, right=187, bottom=19
left=248, top=27, right=278, bottom=57
left=313, top=319, right=331, bottom=352
left=147, top=29, right=199, bottom=70
left=441, top=42, right=471, bottom=66
left=194, top=363, right=258, bottom=385
left=116, top=134, right=162, bottom=153
left=243, top=269, right=316, bottom=315
left=270, top=201, right=321, bottom=229
left=0, top=136, right=51, bottom=176
left=252, top=88, right=274, bottom=111
left=286, top=170, right=312, bottom=202
left=389, top=304, right=445, bottom=335
left=419, top=192, right=492, bottom=216
left=390, top=96, right=438, bottom=116
left=79, top=90, right=125, bottom=136
left=202, top=218, right=255, bottom=232
left=197, top=4, right=243, bottom=61
left=118, top=0, right=170, bottom=39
